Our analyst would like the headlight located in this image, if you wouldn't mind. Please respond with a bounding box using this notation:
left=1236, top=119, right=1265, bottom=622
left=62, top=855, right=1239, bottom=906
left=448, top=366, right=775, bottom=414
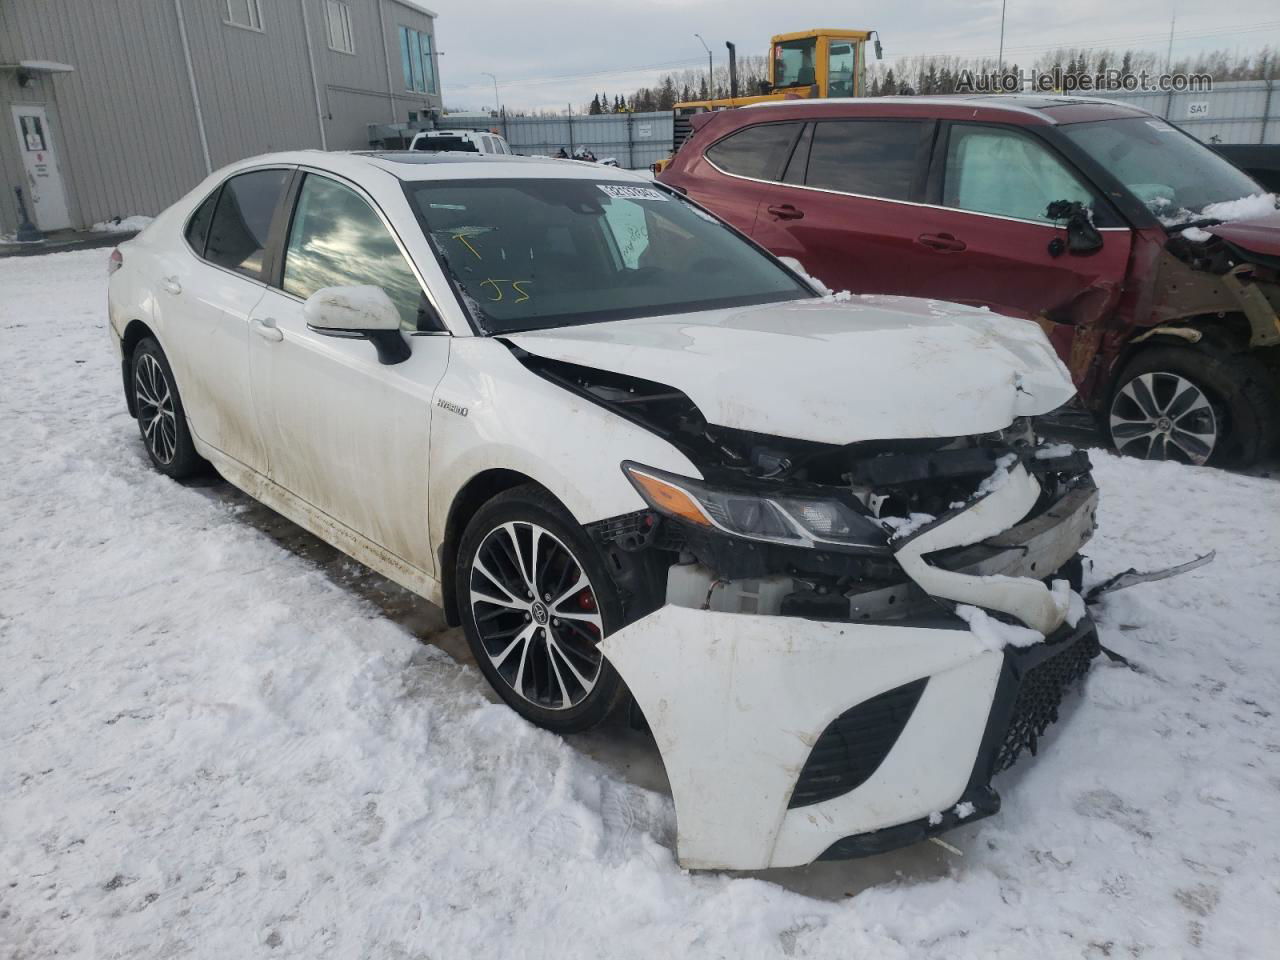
left=622, top=462, right=888, bottom=551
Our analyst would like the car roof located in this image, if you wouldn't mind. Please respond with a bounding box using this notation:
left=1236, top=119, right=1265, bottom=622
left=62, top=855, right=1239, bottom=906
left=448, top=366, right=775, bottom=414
left=223, top=149, right=653, bottom=183
left=417, top=129, right=500, bottom=138
left=739, top=94, right=1152, bottom=125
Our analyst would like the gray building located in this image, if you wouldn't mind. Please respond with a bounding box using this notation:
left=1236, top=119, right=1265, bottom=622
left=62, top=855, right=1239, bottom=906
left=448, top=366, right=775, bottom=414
left=0, top=0, right=442, bottom=237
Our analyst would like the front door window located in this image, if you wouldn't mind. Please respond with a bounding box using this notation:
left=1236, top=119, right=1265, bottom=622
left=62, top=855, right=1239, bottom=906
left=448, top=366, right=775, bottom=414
left=283, top=174, right=427, bottom=330
left=943, top=125, right=1096, bottom=224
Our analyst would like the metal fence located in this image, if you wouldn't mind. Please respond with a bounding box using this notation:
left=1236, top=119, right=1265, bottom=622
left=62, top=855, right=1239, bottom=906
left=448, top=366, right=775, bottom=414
left=439, top=111, right=674, bottom=169
left=437, top=81, right=1277, bottom=164
left=1076, top=79, right=1278, bottom=144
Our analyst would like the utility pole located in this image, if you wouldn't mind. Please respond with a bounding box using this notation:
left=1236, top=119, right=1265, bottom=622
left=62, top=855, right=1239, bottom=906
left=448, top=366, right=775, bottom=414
left=1165, top=14, right=1176, bottom=73
left=997, top=0, right=1007, bottom=71
left=482, top=71, right=499, bottom=116
left=694, top=33, right=713, bottom=97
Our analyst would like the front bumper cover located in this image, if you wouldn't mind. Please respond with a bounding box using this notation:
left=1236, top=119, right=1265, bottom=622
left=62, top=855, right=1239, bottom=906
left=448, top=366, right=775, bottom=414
left=599, top=459, right=1098, bottom=870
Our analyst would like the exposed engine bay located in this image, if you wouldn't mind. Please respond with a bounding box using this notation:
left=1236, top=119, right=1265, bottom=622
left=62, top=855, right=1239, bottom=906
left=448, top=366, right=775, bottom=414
left=510, top=347, right=1096, bottom=631
left=1157, top=222, right=1280, bottom=351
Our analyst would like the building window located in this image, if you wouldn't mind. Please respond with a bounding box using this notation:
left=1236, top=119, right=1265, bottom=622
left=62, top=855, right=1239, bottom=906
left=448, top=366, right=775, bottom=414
left=325, top=0, right=354, bottom=54
left=224, top=0, right=263, bottom=31
left=398, top=25, right=437, bottom=94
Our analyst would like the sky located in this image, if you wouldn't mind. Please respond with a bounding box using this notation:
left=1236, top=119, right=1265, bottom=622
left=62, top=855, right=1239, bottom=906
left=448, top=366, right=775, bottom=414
left=427, top=0, right=1280, bottom=113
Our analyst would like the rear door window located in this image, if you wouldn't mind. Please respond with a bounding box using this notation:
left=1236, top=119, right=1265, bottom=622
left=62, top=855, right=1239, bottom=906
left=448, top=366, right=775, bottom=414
left=804, top=120, right=924, bottom=200
left=943, top=124, right=1097, bottom=224
left=706, top=122, right=803, bottom=182
left=204, top=169, right=290, bottom=280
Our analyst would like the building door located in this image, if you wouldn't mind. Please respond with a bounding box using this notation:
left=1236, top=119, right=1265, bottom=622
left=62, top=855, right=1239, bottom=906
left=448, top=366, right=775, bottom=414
left=10, top=105, right=72, bottom=231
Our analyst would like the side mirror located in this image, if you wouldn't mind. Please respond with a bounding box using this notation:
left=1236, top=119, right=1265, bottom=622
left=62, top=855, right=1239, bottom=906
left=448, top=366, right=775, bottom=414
left=303, top=285, right=410, bottom=365
left=1045, top=200, right=1104, bottom=255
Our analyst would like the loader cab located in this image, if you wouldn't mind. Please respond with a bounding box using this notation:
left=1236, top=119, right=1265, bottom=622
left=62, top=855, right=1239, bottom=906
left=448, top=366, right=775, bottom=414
left=657, top=29, right=876, bottom=172
left=768, top=30, right=866, bottom=99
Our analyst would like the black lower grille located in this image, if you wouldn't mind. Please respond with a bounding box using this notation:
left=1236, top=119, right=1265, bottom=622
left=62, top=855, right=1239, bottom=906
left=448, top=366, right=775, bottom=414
left=994, top=624, right=1100, bottom=773
left=788, top=678, right=927, bottom=809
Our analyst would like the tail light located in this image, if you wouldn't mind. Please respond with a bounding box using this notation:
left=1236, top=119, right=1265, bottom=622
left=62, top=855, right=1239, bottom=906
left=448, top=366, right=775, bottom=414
left=107, top=248, right=123, bottom=276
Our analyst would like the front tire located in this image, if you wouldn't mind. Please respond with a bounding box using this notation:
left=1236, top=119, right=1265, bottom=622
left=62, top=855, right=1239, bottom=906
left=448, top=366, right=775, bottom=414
left=456, top=485, right=627, bottom=733
left=1107, top=344, right=1277, bottom=466
left=131, top=338, right=202, bottom=478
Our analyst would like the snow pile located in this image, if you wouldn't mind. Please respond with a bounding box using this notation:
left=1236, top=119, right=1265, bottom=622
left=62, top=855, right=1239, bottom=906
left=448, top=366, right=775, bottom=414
left=3, top=250, right=1280, bottom=958
left=777, top=256, right=839, bottom=297
left=1158, top=192, right=1277, bottom=228
left=974, top=452, right=1019, bottom=497
left=1034, top=442, right=1077, bottom=459
left=881, top=512, right=936, bottom=540
left=955, top=604, right=1045, bottom=651
left=89, top=214, right=153, bottom=234
left=1181, top=225, right=1214, bottom=243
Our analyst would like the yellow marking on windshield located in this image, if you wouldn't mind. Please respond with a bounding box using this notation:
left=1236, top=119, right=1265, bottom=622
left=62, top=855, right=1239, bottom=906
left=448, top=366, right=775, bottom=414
left=458, top=235, right=483, bottom=260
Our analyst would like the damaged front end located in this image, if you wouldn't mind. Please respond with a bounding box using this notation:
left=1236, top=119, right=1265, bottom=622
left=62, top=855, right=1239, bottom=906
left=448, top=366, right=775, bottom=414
left=1152, top=220, right=1280, bottom=350
left=549, top=356, right=1101, bottom=868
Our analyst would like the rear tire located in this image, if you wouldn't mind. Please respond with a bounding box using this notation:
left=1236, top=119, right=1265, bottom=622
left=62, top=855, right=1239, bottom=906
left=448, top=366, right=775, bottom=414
left=456, top=485, right=627, bottom=733
left=1107, top=343, right=1278, bottom=466
left=131, top=338, right=203, bottom=479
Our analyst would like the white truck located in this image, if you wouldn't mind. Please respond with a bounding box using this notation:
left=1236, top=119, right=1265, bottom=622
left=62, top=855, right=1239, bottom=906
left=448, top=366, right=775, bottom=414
left=408, top=129, right=512, bottom=155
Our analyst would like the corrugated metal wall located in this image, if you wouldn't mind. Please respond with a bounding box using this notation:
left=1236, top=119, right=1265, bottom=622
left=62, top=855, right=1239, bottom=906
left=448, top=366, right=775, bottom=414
left=443, top=111, right=675, bottom=170
left=0, top=0, right=441, bottom=235
left=1077, top=79, right=1279, bottom=144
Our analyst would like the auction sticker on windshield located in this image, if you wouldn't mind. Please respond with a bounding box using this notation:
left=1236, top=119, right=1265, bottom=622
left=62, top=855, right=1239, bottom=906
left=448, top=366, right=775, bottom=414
left=599, top=184, right=669, bottom=201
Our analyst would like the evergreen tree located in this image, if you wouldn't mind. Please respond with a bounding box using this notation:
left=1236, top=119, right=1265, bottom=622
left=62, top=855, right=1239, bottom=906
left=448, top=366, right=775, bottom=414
left=658, top=76, right=677, bottom=111
left=588, top=93, right=602, bottom=116
left=882, top=68, right=897, bottom=95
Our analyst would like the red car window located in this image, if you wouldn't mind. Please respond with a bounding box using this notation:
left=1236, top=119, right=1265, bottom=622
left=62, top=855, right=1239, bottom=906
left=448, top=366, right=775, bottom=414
left=706, top=121, right=803, bottom=181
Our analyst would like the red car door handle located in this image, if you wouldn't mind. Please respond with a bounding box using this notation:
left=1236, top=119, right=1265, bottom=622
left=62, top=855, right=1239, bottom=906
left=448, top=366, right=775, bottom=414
left=767, top=204, right=804, bottom=220
left=916, top=232, right=967, bottom=252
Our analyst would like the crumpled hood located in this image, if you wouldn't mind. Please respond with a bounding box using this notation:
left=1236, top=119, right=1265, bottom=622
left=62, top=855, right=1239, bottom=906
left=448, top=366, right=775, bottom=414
left=507, top=296, right=1076, bottom=445
left=1205, top=210, right=1280, bottom=257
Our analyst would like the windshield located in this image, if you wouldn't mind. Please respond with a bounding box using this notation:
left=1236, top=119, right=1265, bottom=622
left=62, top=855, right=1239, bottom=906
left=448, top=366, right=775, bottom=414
left=1060, top=117, right=1269, bottom=225
left=406, top=179, right=811, bottom=333
left=773, top=38, right=818, bottom=89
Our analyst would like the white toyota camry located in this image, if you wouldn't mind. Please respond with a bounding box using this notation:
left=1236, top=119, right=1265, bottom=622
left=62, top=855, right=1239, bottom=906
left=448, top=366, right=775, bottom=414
left=108, top=150, right=1101, bottom=870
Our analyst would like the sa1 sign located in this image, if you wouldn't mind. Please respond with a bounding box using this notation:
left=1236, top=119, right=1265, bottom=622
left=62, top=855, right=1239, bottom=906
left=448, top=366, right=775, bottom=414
left=1187, top=101, right=1210, bottom=118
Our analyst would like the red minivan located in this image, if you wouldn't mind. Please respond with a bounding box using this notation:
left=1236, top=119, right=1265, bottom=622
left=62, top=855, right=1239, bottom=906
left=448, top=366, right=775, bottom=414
left=659, top=95, right=1280, bottom=466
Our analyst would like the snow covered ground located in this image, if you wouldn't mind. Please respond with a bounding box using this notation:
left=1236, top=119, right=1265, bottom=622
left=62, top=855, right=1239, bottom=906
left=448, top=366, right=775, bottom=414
left=3, top=249, right=1280, bottom=959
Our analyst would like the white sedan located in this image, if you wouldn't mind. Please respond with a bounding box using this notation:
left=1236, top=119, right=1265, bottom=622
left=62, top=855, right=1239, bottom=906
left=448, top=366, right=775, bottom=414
left=108, top=150, right=1101, bottom=870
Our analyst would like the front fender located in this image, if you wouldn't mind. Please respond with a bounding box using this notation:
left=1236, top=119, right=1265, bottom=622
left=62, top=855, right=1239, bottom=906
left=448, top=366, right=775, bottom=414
left=427, top=338, right=701, bottom=549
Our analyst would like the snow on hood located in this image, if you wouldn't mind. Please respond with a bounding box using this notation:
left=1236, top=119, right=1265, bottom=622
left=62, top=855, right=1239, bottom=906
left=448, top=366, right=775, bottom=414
left=1160, top=192, right=1278, bottom=229
left=1204, top=209, right=1280, bottom=257
left=507, top=297, right=1076, bottom=445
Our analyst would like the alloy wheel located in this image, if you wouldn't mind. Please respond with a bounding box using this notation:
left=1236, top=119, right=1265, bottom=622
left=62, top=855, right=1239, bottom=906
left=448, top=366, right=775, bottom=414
left=135, top=352, right=178, bottom=465
left=1109, top=371, right=1218, bottom=465
left=468, top=522, right=604, bottom=711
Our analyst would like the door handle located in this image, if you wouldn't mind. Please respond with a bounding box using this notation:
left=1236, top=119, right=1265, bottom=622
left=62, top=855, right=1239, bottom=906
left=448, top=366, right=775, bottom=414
left=162, top=276, right=182, bottom=295
left=766, top=203, right=804, bottom=221
left=251, top=316, right=283, bottom=342
left=916, top=233, right=967, bottom=252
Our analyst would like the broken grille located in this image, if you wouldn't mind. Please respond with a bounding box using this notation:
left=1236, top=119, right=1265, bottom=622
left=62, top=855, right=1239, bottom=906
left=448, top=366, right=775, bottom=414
left=995, top=625, right=1100, bottom=773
